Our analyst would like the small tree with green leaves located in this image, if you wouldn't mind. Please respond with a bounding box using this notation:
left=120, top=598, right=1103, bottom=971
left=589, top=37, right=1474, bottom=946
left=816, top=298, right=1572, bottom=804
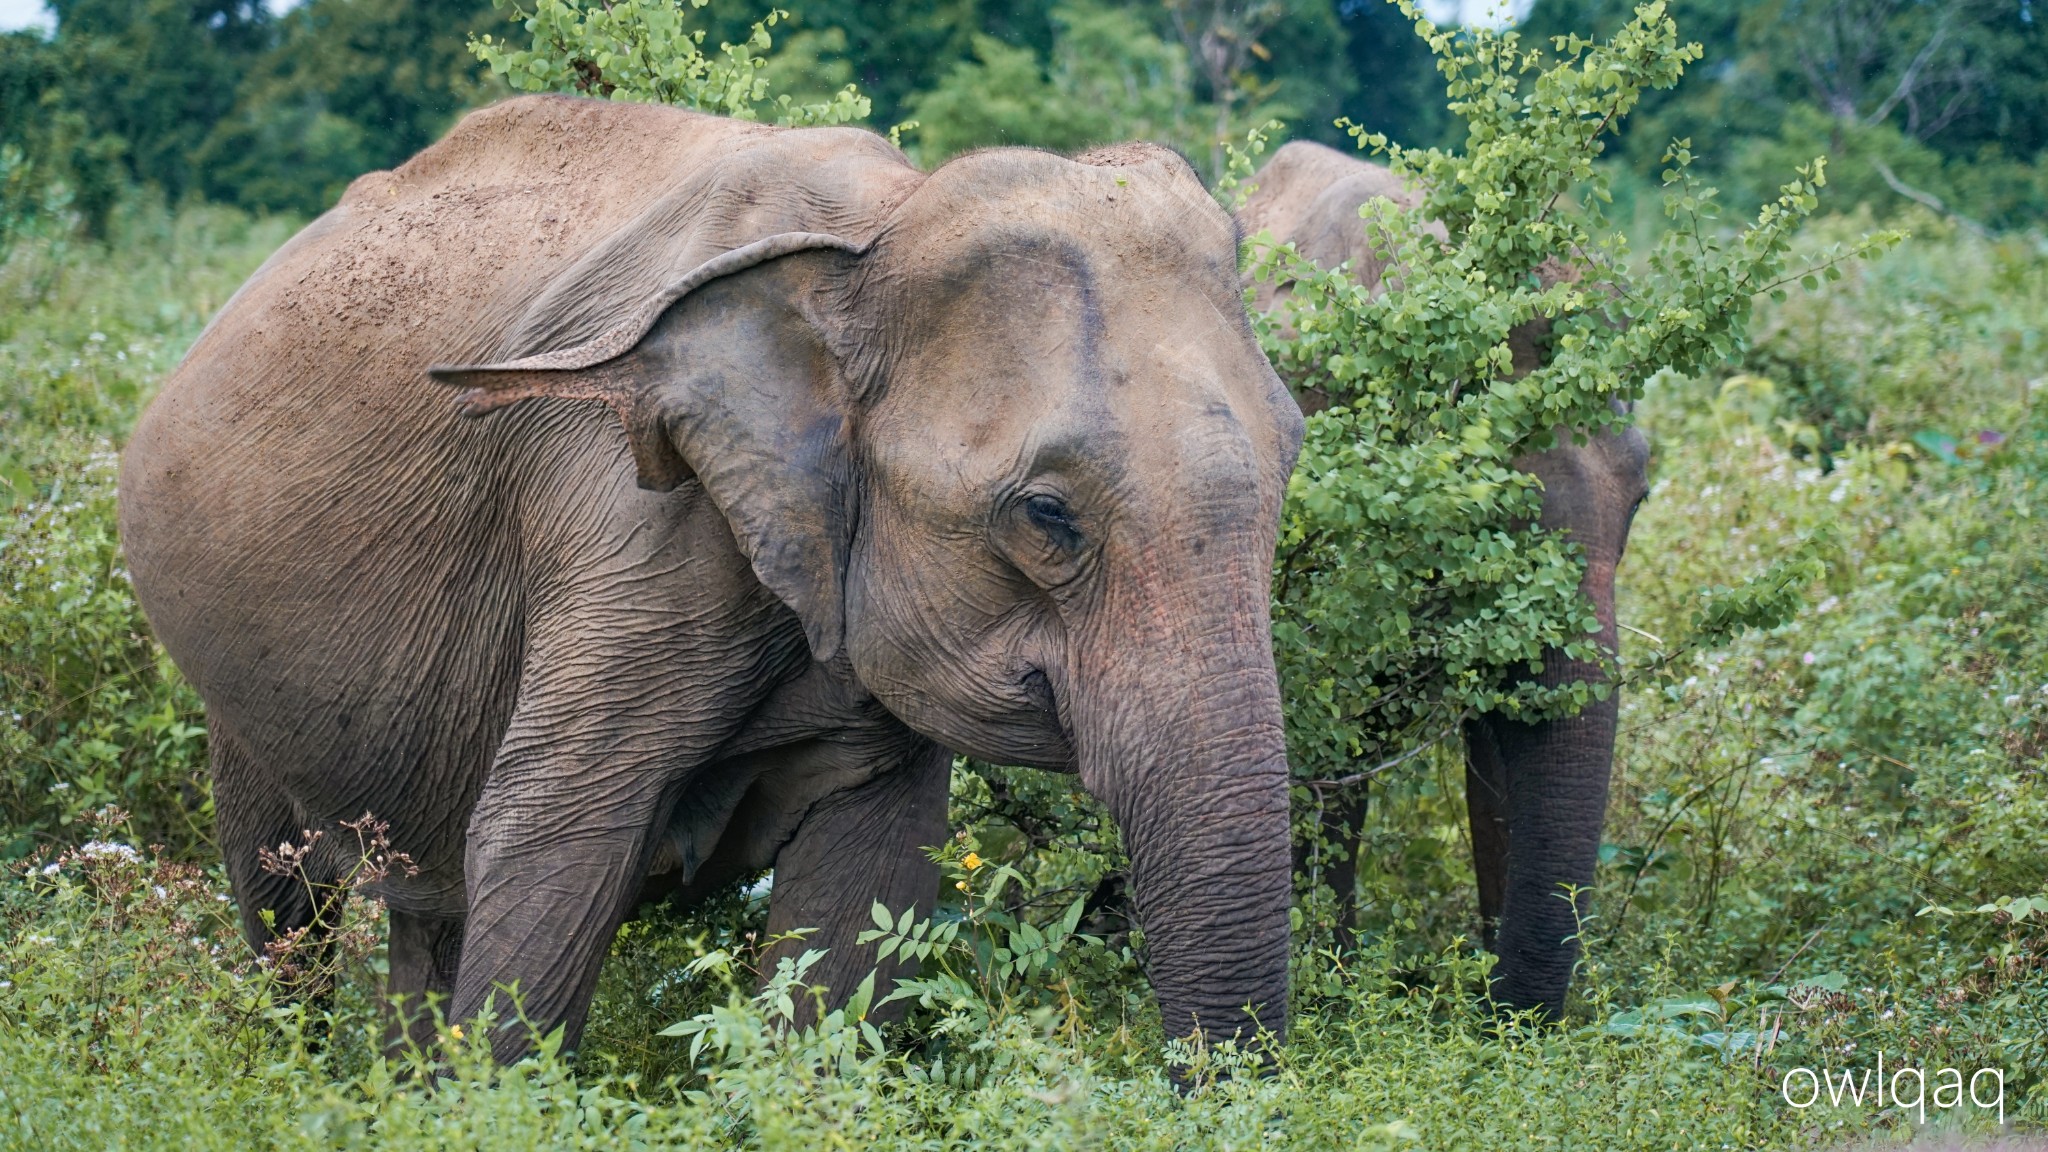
left=1245, top=0, right=1897, bottom=934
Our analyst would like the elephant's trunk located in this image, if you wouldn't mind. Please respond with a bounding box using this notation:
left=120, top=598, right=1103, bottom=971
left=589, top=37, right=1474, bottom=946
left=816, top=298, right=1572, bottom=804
left=1063, top=560, right=1294, bottom=1047
left=1468, top=553, right=1621, bottom=1018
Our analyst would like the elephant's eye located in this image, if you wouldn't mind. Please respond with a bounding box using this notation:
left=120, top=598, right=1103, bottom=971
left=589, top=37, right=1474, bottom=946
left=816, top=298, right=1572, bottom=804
left=1022, top=493, right=1083, bottom=553
left=996, top=489, right=1091, bottom=589
left=1624, top=491, right=1648, bottom=529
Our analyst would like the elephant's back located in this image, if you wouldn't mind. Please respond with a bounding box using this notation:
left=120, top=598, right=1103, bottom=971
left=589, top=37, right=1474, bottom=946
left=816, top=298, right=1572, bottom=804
left=141, top=96, right=768, bottom=438
left=122, top=96, right=762, bottom=638
left=116, top=98, right=772, bottom=805
left=1240, top=140, right=1377, bottom=243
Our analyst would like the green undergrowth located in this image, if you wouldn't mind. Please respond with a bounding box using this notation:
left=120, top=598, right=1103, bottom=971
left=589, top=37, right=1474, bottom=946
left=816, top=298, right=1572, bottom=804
left=0, top=832, right=1812, bottom=1150
left=0, top=202, right=295, bottom=861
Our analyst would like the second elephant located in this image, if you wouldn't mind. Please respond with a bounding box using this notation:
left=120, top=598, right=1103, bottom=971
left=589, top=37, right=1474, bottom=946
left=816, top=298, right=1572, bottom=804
left=1241, top=139, right=1650, bottom=1018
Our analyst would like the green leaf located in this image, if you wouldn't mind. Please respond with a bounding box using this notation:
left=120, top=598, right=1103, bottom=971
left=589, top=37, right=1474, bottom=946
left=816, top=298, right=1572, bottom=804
left=846, top=970, right=876, bottom=1021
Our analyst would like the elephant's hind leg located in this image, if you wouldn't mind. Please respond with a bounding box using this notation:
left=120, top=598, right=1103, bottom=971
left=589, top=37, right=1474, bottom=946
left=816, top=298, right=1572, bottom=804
left=386, top=909, right=465, bottom=1053
left=210, top=720, right=342, bottom=985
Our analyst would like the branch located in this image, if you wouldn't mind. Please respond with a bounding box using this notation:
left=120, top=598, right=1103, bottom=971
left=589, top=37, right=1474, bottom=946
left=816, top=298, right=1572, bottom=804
left=1304, top=712, right=1470, bottom=792
left=1798, top=47, right=1858, bottom=121
left=1871, top=158, right=1988, bottom=237
left=1864, top=15, right=1950, bottom=129
left=1911, top=64, right=1981, bottom=139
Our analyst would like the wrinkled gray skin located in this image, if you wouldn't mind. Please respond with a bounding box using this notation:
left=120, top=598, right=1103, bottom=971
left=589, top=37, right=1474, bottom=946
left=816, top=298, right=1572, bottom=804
left=119, top=96, right=1304, bottom=1060
left=1240, top=140, right=1650, bottom=1018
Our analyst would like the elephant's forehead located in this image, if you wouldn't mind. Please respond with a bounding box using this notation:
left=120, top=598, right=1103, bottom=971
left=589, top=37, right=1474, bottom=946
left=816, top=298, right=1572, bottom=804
left=884, top=151, right=1237, bottom=285
left=862, top=286, right=1268, bottom=510
left=855, top=150, right=1281, bottom=504
left=872, top=231, right=1261, bottom=433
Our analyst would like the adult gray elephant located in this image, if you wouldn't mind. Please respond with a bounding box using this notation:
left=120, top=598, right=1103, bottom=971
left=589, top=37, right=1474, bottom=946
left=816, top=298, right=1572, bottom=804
left=119, top=95, right=1304, bottom=1061
left=1239, top=140, right=1649, bottom=1019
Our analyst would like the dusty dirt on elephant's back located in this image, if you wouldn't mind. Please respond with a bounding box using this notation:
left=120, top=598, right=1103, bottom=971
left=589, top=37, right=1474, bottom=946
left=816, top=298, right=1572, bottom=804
left=228, top=96, right=777, bottom=381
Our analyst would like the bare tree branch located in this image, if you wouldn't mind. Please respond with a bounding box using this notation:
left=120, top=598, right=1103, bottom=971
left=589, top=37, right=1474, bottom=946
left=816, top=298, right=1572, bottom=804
left=1872, top=156, right=1989, bottom=236
left=1864, top=10, right=1951, bottom=128
left=1164, top=0, right=1285, bottom=173
left=1793, top=0, right=1990, bottom=143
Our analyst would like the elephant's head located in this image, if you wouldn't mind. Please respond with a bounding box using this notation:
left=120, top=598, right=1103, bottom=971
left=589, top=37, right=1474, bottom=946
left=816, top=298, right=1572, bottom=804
left=434, top=141, right=1305, bottom=1045
left=1240, top=139, right=1650, bottom=1017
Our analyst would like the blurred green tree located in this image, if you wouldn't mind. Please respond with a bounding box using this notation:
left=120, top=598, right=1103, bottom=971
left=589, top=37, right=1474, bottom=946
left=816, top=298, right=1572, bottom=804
left=1519, top=0, right=2048, bottom=226
left=908, top=0, right=1350, bottom=174
left=907, top=2, right=1202, bottom=163
left=45, top=0, right=273, bottom=202
left=197, top=0, right=506, bottom=215
left=1332, top=0, right=1461, bottom=148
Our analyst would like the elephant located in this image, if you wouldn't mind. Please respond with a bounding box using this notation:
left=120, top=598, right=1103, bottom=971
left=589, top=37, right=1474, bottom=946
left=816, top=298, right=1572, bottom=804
left=118, top=95, right=1305, bottom=1062
left=1238, top=140, right=1650, bottom=1018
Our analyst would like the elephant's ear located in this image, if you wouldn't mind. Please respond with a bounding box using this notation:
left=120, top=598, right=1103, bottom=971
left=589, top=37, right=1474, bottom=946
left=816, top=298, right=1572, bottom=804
left=429, top=231, right=866, bottom=662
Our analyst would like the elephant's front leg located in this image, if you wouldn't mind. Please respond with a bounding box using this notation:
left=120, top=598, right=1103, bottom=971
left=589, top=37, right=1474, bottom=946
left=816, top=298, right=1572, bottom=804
left=761, top=739, right=952, bottom=1022
left=451, top=644, right=759, bottom=1062
left=454, top=757, right=681, bottom=1060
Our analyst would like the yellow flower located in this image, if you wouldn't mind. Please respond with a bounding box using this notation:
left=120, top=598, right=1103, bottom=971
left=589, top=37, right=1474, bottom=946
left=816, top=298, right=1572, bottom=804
left=962, top=852, right=983, bottom=871
left=955, top=879, right=970, bottom=892
left=450, top=1024, right=464, bottom=1040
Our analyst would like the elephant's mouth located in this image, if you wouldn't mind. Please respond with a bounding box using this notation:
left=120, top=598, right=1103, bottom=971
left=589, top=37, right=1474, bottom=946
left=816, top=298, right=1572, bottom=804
left=987, top=665, right=1072, bottom=771
left=1021, top=667, right=1061, bottom=727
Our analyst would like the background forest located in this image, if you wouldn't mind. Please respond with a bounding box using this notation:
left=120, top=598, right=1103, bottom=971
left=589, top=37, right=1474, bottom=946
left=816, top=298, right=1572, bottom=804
left=2, top=0, right=2046, bottom=1147
left=5, top=0, right=2048, bottom=227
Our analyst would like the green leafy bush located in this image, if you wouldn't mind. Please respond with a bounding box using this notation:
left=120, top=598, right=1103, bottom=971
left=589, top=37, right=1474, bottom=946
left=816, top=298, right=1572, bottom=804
left=469, top=0, right=869, bottom=127
left=1, top=829, right=1839, bottom=1148
left=1256, top=2, right=1896, bottom=778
